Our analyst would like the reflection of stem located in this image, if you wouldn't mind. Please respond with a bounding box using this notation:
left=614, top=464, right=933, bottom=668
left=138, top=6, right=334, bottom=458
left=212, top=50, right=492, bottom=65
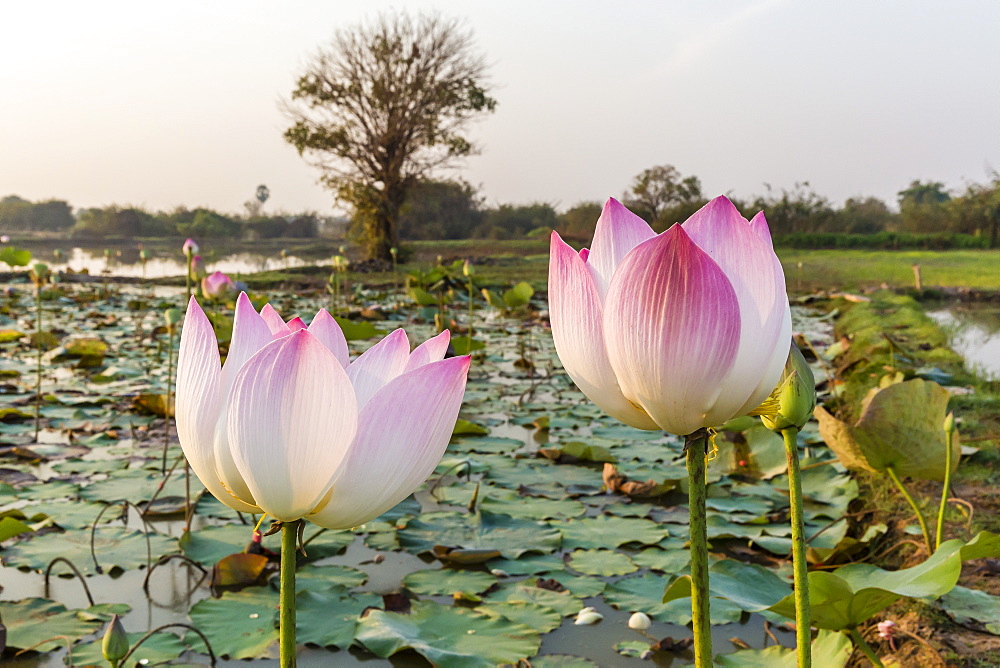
left=34, top=285, right=42, bottom=441
left=886, top=465, right=932, bottom=553
left=782, top=426, right=811, bottom=668
left=90, top=501, right=154, bottom=574
left=143, top=553, right=208, bottom=595
left=685, top=428, right=711, bottom=668
left=280, top=521, right=299, bottom=667
left=44, top=557, right=96, bottom=606
left=849, top=627, right=885, bottom=668
left=935, top=426, right=955, bottom=550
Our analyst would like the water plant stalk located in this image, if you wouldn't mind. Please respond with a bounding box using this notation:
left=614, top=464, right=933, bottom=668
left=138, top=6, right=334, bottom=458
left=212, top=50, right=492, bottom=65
left=885, top=465, right=932, bottom=553
left=848, top=628, right=885, bottom=668
left=185, top=256, right=192, bottom=298
left=162, top=326, right=176, bottom=473
left=467, top=278, right=475, bottom=352
left=34, top=283, right=42, bottom=441
left=935, top=419, right=955, bottom=550
left=782, top=426, right=811, bottom=668
left=685, top=428, right=712, bottom=667
left=280, top=520, right=299, bottom=667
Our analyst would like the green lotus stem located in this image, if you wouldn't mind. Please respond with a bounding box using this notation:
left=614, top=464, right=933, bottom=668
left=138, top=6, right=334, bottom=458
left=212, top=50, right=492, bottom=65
left=685, top=428, right=712, bottom=668
left=848, top=627, right=885, bottom=667
left=162, top=326, right=176, bottom=472
left=467, top=278, right=475, bottom=352
left=885, top=465, right=932, bottom=553
left=782, top=426, right=811, bottom=668
left=34, top=284, right=42, bottom=441
left=280, top=520, right=299, bottom=667
left=185, top=256, right=192, bottom=298
left=935, top=423, right=955, bottom=550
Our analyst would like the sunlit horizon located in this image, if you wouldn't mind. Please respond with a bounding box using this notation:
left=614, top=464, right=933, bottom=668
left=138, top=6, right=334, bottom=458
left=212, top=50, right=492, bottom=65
left=2, top=0, right=998, bottom=216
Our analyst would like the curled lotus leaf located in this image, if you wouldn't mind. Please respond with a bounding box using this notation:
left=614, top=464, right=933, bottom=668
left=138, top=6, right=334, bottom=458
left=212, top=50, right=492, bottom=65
left=815, top=378, right=959, bottom=481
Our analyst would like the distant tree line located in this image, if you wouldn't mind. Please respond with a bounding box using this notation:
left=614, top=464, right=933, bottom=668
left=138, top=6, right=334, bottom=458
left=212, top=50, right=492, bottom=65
left=0, top=197, right=322, bottom=240
left=394, top=167, right=1000, bottom=248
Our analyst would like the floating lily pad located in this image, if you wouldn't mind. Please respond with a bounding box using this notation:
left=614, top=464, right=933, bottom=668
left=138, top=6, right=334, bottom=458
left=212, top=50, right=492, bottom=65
left=478, top=601, right=564, bottom=634
left=715, top=629, right=851, bottom=666
left=179, top=523, right=262, bottom=565
left=568, top=549, right=637, bottom=577
left=3, top=525, right=177, bottom=574
left=939, top=585, right=1000, bottom=633
left=558, top=515, right=667, bottom=550
left=293, top=563, right=367, bottom=592
left=397, top=510, right=561, bottom=559
left=604, top=573, right=743, bottom=625
left=0, top=598, right=103, bottom=652
left=297, top=586, right=381, bottom=649
left=187, top=587, right=278, bottom=659
left=485, top=580, right=583, bottom=617
left=67, top=630, right=188, bottom=666
left=355, top=600, right=541, bottom=667
left=404, top=568, right=498, bottom=597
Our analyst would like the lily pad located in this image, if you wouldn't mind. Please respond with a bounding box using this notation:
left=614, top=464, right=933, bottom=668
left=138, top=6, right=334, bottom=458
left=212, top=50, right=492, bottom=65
left=67, top=630, right=188, bottom=666
left=404, top=568, right=498, bottom=597
left=558, top=515, right=667, bottom=550
left=187, top=587, right=278, bottom=659
left=296, top=586, right=381, bottom=649
left=568, top=549, right=637, bottom=577
left=3, top=525, right=177, bottom=574
left=0, top=598, right=103, bottom=652
left=355, top=600, right=541, bottom=667
left=485, top=580, right=584, bottom=617
left=397, top=510, right=561, bottom=559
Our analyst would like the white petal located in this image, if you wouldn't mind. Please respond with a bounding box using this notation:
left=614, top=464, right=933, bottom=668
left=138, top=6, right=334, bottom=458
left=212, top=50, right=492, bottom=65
left=346, top=328, right=410, bottom=409
left=549, top=232, right=658, bottom=430
left=404, top=329, right=451, bottom=372
left=585, top=198, right=656, bottom=298
left=175, top=297, right=257, bottom=513
left=227, top=330, right=358, bottom=521
left=309, top=355, right=470, bottom=529
left=682, top=198, right=791, bottom=421
left=259, top=303, right=288, bottom=335
left=603, top=226, right=742, bottom=435
left=307, top=308, right=350, bottom=368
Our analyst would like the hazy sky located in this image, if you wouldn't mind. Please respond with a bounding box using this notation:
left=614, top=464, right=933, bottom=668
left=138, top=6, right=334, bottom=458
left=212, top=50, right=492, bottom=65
left=2, top=1, right=998, bottom=216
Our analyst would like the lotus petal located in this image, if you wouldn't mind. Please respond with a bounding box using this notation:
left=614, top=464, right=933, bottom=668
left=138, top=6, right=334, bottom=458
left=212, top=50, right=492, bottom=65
left=309, top=356, right=470, bottom=529
left=585, top=198, right=656, bottom=298
left=404, top=330, right=451, bottom=372
left=260, top=304, right=288, bottom=335
left=603, top=225, right=741, bottom=435
left=549, top=232, right=658, bottom=430
left=347, top=328, right=410, bottom=408
left=307, top=308, right=350, bottom=368
left=228, top=331, right=358, bottom=521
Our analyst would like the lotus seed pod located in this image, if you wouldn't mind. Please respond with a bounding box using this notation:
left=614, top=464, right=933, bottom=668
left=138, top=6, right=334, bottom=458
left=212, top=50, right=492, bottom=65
left=164, top=308, right=182, bottom=327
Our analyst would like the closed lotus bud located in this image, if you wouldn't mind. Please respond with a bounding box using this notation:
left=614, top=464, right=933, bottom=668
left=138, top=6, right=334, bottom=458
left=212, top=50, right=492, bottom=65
left=30, top=262, right=50, bottom=286
left=101, top=614, right=129, bottom=665
left=139, top=249, right=149, bottom=261
left=0, top=234, right=9, bottom=244
left=201, top=271, right=235, bottom=300
left=52, top=248, right=63, bottom=260
left=182, top=238, right=199, bottom=256
left=389, top=247, right=398, bottom=257
left=190, top=256, right=207, bottom=280
left=628, top=611, right=651, bottom=630
left=761, top=342, right=815, bottom=432
left=164, top=309, right=182, bottom=329
left=463, top=260, right=473, bottom=277
left=943, top=411, right=955, bottom=435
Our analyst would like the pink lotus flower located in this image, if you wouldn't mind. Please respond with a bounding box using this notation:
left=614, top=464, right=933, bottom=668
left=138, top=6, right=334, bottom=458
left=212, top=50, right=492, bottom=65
left=190, top=255, right=207, bottom=280
left=549, top=196, right=791, bottom=435
left=176, top=293, right=470, bottom=526
left=182, top=238, right=199, bottom=256
left=201, top=271, right=234, bottom=299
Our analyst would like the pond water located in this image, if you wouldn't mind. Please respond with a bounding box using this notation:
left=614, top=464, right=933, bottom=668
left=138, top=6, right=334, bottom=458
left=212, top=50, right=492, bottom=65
left=927, top=304, right=1000, bottom=381
left=20, top=247, right=332, bottom=280
left=0, top=286, right=836, bottom=666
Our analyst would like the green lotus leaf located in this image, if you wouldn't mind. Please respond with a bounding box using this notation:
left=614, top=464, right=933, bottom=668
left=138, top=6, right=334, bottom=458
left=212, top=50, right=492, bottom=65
left=715, top=629, right=851, bottom=667
left=816, top=378, right=959, bottom=481
left=769, top=532, right=1000, bottom=630
left=0, top=598, right=102, bottom=652
left=605, top=573, right=743, bottom=625
left=484, top=580, right=584, bottom=617
left=939, top=585, right=1000, bottom=633
left=558, top=515, right=667, bottom=550
left=355, top=600, right=541, bottom=667
left=530, top=654, right=600, bottom=667
left=3, top=525, right=177, bottom=574
left=477, top=601, right=564, bottom=634
left=296, top=586, right=380, bottom=649
left=403, top=568, right=498, bottom=597
left=567, top=549, right=637, bottom=577
left=397, top=510, right=561, bottom=559
left=187, top=587, right=278, bottom=659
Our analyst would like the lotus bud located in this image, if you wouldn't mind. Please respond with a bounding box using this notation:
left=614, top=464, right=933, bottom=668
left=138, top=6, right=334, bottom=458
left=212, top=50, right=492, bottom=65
left=280, top=249, right=288, bottom=259
left=389, top=247, right=398, bottom=258
left=139, top=249, right=149, bottom=262
left=101, top=614, right=129, bottom=666
left=164, top=308, right=182, bottom=331
left=202, top=271, right=235, bottom=300
left=760, top=342, right=815, bottom=432
left=104, top=248, right=112, bottom=258
left=463, top=260, right=474, bottom=277
left=52, top=248, right=63, bottom=260
left=943, top=412, right=955, bottom=435
left=0, top=234, right=9, bottom=243
left=182, top=238, right=199, bottom=256
left=190, top=255, right=207, bottom=280
left=628, top=611, right=651, bottom=630
left=876, top=620, right=897, bottom=639
left=339, top=245, right=347, bottom=255
left=30, top=262, right=50, bottom=286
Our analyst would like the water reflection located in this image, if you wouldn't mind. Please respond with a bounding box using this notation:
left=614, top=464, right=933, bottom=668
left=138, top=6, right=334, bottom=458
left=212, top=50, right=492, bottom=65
left=24, top=248, right=333, bottom=279
left=927, top=304, right=1000, bottom=381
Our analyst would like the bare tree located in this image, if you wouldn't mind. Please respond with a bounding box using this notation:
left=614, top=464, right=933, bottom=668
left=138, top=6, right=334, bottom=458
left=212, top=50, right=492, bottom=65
left=283, top=12, right=496, bottom=261
left=625, top=165, right=702, bottom=225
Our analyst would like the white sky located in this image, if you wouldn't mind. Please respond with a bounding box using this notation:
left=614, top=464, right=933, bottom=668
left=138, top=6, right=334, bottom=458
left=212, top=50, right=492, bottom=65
left=2, top=0, right=998, bottom=216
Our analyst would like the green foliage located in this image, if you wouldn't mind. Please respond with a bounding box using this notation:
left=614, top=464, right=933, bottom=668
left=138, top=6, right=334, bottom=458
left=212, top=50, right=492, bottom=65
left=398, top=179, right=484, bottom=240
left=476, top=203, right=558, bottom=239
left=0, top=195, right=74, bottom=231
left=624, top=164, right=703, bottom=226
left=0, top=245, right=32, bottom=267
